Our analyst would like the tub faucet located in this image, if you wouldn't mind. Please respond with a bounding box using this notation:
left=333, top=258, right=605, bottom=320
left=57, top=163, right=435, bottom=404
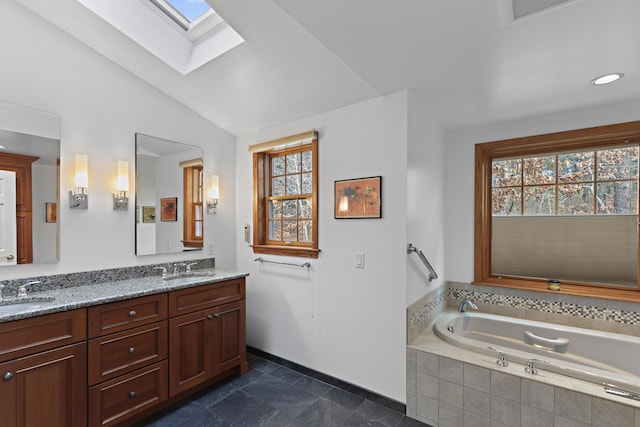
left=459, top=300, right=478, bottom=313
left=525, top=359, right=549, bottom=375
left=488, top=346, right=509, bottom=367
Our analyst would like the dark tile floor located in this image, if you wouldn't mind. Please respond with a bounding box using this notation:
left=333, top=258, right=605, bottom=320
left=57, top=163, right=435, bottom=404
left=137, top=352, right=430, bottom=427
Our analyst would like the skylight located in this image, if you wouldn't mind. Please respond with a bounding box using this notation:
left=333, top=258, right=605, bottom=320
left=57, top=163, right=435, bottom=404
left=166, top=0, right=211, bottom=22
left=76, top=0, right=244, bottom=75
left=151, top=0, right=215, bottom=32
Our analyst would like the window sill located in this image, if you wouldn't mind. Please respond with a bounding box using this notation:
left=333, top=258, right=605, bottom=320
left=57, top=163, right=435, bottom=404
left=251, top=245, right=319, bottom=259
left=474, top=276, right=640, bottom=303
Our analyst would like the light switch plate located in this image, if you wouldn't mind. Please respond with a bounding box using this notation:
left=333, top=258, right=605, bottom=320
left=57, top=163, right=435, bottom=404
left=355, top=252, right=365, bottom=268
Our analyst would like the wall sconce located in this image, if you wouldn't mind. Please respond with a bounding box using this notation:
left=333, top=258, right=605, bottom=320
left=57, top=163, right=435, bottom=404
left=113, top=160, right=129, bottom=210
left=69, top=153, right=89, bottom=209
left=206, top=175, right=219, bottom=214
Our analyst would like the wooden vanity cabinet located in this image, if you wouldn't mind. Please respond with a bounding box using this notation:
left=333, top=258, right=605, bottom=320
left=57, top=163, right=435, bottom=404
left=0, top=309, right=87, bottom=427
left=169, top=279, right=247, bottom=396
left=88, top=294, right=168, bottom=427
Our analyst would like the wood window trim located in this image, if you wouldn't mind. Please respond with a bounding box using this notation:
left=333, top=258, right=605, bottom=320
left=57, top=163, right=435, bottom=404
left=183, top=165, right=203, bottom=249
left=252, top=137, right=319, bottom=259
left=474, top=120, right=640, bottom=302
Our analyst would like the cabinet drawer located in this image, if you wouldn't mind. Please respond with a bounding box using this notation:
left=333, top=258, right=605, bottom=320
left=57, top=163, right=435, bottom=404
left=0, top=309, right=86, bottom=363
left=89, top=360, right=168, bottom=427
left=169, top=278, right=245, bottom=317
left=88, top=321, right=168, bottom=386
left=88, top=294, right=167, bottom=338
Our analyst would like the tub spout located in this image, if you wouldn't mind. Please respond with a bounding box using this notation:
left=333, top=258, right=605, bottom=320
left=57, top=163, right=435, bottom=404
left=459, top=300, right=478, bottom=313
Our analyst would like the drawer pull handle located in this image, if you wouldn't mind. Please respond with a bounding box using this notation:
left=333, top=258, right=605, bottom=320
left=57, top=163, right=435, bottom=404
left=128, top=310, right=137, bottom=317
left=213, top=313, right=220, bottom=318
left=206, top=315, right=213, bottom=320
left=3, top=372, right=13, bottom=381
left=129, top=391, right=136, bottom=399
left=129, top=347, right=136, bottom=354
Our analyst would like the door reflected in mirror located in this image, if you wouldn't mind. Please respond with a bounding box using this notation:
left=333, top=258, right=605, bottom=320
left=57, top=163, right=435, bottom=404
left=0, top=129, right=60, bottom=266
left=135, top=133, right=204, bottom=256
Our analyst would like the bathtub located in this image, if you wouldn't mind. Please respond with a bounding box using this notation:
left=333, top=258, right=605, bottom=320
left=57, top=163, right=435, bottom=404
left=433, top=311, right=640, bottom=399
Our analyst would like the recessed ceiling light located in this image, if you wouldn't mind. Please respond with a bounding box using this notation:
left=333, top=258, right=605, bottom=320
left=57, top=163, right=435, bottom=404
left=590, top=73, right=624, bottom=85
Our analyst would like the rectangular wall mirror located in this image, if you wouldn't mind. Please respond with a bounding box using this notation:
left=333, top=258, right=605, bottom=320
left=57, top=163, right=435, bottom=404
left=0, top=104, right=60, bottom=267
left=135, top=133, right=204, bottom=256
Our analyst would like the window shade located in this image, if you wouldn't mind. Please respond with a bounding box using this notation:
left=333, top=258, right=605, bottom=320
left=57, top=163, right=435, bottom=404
left=248, top=130, right=316, bottom=153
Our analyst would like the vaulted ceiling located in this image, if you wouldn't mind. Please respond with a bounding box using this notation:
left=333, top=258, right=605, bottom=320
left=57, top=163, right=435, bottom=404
left=16, top=0, right=640, bottom=136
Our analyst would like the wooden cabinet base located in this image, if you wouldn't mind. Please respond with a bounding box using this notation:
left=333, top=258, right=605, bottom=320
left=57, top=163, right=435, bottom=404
left=0, top=342, right=87, bottom=427
left=89, top=361, right=168, bottom=427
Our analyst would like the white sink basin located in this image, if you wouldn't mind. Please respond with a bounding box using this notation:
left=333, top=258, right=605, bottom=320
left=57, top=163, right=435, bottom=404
left=0, top=297, right=55, bottom=315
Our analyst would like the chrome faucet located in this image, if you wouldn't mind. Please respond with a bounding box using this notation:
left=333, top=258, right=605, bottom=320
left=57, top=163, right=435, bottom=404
left=17, top=280, right=41, bottom=298
left=185, top=262, right=198, bottom=273
left=525, top=359, right=549, bottom=375
left=488, top=346, right=509, bottom=367
left=172, top=263, right=187, bottom=275
left=459, top=299, right=478, bottom=313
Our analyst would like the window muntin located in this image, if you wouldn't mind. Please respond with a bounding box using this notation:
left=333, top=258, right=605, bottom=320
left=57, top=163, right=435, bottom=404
left=252, top=132, right=318, bottom=258
left=492, top=146, right=638, bottom=216
left=475, top=121, right=640, bottom=301
left=267, top=147, right=314, bottom=246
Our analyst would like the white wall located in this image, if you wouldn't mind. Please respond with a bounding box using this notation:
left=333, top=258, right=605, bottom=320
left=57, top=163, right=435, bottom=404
left=406, top=93, right=446, bottom=306
left=0, top=1, right=237, bottom=280
left=444, top=99, right=640, bottom=283
left=236, top=92, right=409, bottom=402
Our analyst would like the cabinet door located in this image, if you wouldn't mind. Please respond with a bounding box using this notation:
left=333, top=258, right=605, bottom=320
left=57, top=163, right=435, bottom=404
left=212, top=301, right=246, bottom=376
left=168, top=310, right=213, bottom=396
left=0, top=342, right=87, bottom=427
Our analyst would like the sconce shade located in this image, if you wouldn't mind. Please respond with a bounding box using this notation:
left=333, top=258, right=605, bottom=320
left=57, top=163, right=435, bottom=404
left=70, top=153, right=89, bottom=209
left=116, top=160, right=129, bottom=191
left=209, top=175, right=219, bottom=199
left=74, top=154, right=88, bottom=188
left=113, top=160, right=129, bottom=210
left=206, top=175, right=220, bottom=214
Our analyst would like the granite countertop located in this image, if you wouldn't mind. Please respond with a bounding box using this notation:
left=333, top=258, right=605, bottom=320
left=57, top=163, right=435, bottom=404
left=0, top=269, right=248, bottom=323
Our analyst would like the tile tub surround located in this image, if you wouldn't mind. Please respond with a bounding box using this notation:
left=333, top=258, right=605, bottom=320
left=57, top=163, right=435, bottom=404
left=407, top=330, right=640, bottom=427
left=0, top=257, right=215, bottom=296
left=447, top=281, right=640, bottom=337
left=406, top=281, right=640, bottom=342
left=407, top=285, right=448, bottom=343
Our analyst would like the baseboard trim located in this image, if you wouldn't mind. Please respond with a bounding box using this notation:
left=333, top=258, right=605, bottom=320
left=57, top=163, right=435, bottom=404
left=246, top=346, right=406, bottom=414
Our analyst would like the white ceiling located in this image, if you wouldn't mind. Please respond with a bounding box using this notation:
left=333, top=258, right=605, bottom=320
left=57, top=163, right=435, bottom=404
left=16, top=0, right=640, bottom=136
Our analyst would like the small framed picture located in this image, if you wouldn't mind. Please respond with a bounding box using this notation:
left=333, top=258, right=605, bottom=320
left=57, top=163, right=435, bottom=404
left=45, top=202, right=57, bottom=223
left=142, top=206, right=156, bottom=223
left=335, top=176, right=382, bottom=219
left=161, top=197, right=178, bottom=221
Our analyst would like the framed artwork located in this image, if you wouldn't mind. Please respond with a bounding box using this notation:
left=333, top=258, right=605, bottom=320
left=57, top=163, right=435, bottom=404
left=142, top=206, right=156, bottom=223
left=334, top=176, right=382, bottom=219
left=161, top=197, right=178, bottom=221
left=45, top=202, right=57, bottom=223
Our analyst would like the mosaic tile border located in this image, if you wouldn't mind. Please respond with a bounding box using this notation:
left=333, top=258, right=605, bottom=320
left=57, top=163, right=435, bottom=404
left=409, top=287, right=448, bottom=330
left=449, top=285, right=640, bottom=326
